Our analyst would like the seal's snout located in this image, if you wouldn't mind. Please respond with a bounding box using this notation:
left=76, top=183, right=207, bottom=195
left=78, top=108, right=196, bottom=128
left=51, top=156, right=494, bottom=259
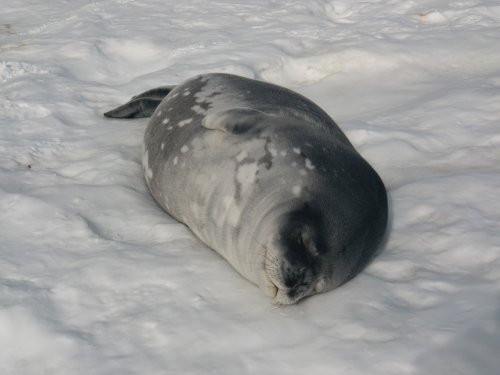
left=268, top=208, right=326, bottom=304
left=276, top=258, right=316, bottom=303
left=265, top=244, right=317, bottom=304
left=282, top=265, right=309, bottom=289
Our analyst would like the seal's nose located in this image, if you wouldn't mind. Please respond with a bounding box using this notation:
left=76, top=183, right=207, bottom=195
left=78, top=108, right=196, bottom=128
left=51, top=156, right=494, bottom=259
left=283, top=265, right=308, bottom=289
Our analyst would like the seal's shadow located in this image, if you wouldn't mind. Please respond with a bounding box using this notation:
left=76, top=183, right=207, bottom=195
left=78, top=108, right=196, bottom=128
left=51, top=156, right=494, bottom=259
left=374, top=188, right=394, bottom=259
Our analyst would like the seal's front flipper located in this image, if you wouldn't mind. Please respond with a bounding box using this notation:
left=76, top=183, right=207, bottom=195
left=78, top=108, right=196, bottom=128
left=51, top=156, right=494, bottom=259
left=104, top=85, right=176, bottom=119
left=202, top=108, right=268, bottom=134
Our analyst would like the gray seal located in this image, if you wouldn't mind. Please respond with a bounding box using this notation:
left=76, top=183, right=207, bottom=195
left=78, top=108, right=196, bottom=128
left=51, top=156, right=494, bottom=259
left=104, top=73, right=388, bottom=304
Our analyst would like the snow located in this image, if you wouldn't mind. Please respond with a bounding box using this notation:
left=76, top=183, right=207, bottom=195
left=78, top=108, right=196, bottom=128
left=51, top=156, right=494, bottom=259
left=1, top=0, right=500, bottom=374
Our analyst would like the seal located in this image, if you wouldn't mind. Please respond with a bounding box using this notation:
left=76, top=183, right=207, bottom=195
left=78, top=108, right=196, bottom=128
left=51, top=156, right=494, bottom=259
left=104, top=73, right=388, bottom=304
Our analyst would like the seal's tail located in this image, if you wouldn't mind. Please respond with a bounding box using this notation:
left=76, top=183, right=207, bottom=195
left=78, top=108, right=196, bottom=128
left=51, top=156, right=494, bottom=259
left=104, top=86, right=175, bottom=119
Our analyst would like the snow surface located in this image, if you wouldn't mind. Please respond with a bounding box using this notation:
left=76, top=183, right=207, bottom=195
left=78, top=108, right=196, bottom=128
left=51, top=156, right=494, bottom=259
left=1, top=1, right=500, bottom=374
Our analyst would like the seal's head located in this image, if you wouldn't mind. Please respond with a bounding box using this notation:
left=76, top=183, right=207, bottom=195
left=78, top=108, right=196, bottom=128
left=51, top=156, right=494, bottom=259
left=263, top=190, right=386, bottom=305
left=264, top=204, right=332, bottom=305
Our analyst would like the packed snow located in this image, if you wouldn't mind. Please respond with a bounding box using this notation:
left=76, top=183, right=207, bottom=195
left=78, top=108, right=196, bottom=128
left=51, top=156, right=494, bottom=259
left=1, top=1, right=500, bottom=374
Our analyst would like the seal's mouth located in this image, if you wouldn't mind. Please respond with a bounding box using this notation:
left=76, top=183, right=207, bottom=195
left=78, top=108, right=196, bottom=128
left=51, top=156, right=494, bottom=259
left=263, top=246, right=279, bottom=300
left=274, top=284, right=306, bottom=305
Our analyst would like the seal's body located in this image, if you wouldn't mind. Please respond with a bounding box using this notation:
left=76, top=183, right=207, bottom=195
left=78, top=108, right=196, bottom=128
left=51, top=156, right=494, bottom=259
left=105, top=73, right=387, bottom=304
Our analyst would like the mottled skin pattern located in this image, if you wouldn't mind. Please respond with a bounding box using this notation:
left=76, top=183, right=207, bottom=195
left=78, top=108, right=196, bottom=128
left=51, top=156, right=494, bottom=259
left=105, top=73, right=388, bottom=304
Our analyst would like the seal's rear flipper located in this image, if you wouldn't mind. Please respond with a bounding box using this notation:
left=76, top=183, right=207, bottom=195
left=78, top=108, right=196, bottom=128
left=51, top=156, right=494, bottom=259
left=104, top=97, right=162, bottom=118
left=131, top=86, right=175, bottom=101
left=104, top=85, right=175, bottom=119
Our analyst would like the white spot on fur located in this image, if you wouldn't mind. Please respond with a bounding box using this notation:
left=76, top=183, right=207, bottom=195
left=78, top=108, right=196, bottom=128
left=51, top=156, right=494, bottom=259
left=183, top=90, right=191, bottom=96
left=269, top=147, right=278, bottom=157
left=305, top=158, right=315, bottom=170
left=161, top=143, right=165, bottom=150
left=173, top=156, right=178, bottom=165
left=156, top=110, right=162, bottom=116
left=293, top=147, right=301, bottom=154
left=190, top=137, right=204, bottom=154
left=171, top=93, right=179, bottom=98
left=142, top=150, right=153, bottom=181
left=181, top=145, right=189, bottom=153
left=167, top=126, right=173, bottom=131
left=191, top=104, right=207, bottom=115
left=236, top=162, right=258, bottom=195
left=162, top=118, right=170, bottom=125
left=178, top=118, right=193, bottom=127
left=314, top=278, right=326, bottom=293
left=292, top=185, right=302, bottom=196
left=222, top=196, right=241, bottom=226
left=236, top=150, right=248, bottom=162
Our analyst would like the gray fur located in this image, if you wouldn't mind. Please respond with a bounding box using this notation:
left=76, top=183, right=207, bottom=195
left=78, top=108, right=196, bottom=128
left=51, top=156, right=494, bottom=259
left=105, top=73, right=388, bottom=304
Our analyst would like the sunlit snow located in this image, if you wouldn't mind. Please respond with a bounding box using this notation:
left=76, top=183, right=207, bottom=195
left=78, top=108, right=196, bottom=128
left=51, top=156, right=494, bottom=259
left=1, top=1, right=500, bottom=374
